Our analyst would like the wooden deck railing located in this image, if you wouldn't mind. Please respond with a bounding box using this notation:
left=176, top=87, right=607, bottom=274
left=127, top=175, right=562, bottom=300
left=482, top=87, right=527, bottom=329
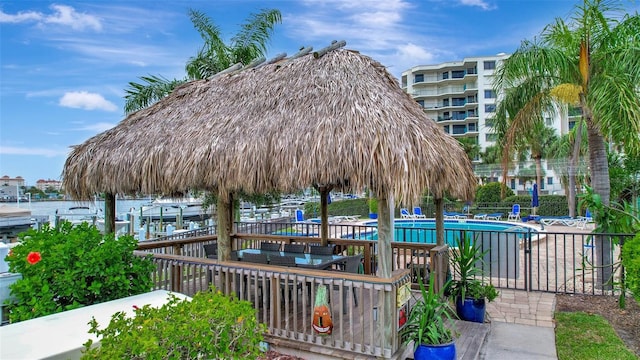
left=136, top=233, right=442, bottom=280
left=134, top=250, right=412, bottom=358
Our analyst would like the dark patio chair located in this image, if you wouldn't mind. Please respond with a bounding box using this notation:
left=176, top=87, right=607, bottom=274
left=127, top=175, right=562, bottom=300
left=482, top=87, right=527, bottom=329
left=331, top=254, right=363, bottom=314
left=309, top=245, right=334, bottom=255
left=260, top=242, right=281, bottom=252
left=203, top=243, right=218, bottom=259
left=283, top=243, right=305, bottom=253
left=241, top=253, right=269, bottom=302
left=242, top=253, right=269, bottom=264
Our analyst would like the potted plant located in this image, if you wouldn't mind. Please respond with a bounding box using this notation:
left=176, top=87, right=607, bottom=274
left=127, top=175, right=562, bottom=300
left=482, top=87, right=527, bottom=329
left=401, top=273, right=456, bottom=360
left=447, top=234, right=498, bottom=323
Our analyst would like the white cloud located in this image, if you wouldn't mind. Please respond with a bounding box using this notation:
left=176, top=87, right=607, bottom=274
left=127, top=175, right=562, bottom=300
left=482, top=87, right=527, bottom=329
left=0, top=4, right=102, bottom=31
left=73, top=122, right=118, bottom=133
left=59, top=91, right=117, bottom=112
left=0, top=145, right=69, bottom=157
left=460, top=0, right=492, bottom=10
left=0, top=9, right=42, bottom=23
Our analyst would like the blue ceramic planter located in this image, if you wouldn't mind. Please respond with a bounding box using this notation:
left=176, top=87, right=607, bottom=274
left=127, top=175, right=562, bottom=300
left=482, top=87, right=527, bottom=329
left=414, top=342, right=456, bottom=360
left=456, top=297, right=486, bottom=323
left=368, top=213, right=378, bottom=219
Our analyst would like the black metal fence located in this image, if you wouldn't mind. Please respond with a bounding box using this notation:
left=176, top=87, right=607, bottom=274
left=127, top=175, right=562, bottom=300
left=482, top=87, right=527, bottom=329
left=154, top=219, right=633, bottom=296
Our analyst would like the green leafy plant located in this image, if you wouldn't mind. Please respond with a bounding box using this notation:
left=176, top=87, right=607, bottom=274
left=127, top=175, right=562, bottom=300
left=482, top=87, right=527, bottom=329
left=580, top=186, right=640, bottom=306
left=622, top=234, right=640, bottom=302
left=401, top=273, right=456, bottom=347
left=81, top=288, right=266, bottom=359
left=369, top=198, right=378, bottom=214
left=447, top=235, right=498, bottom=302
left=5, top=221, right=154, bottom=322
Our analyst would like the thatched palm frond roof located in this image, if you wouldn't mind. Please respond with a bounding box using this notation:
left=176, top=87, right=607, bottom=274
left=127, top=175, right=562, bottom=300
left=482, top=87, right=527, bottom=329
left=63, top=47, right=476, bottom=205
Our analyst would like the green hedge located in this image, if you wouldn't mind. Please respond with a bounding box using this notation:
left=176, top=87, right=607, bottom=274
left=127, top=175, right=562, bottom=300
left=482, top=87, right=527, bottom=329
left=303, top=198, right=369, bottom=219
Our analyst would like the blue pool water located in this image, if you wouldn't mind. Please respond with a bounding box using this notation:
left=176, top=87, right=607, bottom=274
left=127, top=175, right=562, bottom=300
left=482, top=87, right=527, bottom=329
left=346, top=219, right=537, bottom=246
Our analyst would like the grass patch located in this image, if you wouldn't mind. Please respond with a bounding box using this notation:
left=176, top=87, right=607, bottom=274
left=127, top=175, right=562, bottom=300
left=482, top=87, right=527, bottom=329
left=555, top=311, right=637, bottom=360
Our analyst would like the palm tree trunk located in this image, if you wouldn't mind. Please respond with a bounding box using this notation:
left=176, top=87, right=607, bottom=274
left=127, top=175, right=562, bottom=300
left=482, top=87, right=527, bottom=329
left=567, top=119, right=584, bottom=218
left=534, top=156, right=542, bottom=193
left=587, top=117, right=613, bottom=290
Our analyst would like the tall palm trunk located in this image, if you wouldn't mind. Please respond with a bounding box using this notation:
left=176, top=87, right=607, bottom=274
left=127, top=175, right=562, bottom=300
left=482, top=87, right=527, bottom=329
left=534, top=156, right=542, bottom=192
left=586, top=115, right=613, bottom=289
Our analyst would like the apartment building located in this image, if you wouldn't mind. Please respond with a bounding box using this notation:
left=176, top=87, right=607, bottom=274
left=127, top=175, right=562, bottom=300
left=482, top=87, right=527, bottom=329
left=401, top=54, right=574, bottom=195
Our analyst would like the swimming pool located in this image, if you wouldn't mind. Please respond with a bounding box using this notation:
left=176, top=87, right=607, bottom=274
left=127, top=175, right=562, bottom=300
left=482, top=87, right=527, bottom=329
left=346, top=219, right=540, bottom=246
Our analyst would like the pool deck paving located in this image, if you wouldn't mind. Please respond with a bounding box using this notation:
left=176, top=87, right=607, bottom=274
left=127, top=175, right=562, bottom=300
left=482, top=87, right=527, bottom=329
left=480, top=289, right=557, bottom=359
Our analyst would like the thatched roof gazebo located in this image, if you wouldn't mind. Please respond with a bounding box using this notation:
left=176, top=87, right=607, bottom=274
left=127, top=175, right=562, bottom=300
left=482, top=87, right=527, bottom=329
left=63, top=42, right=476, bottom=278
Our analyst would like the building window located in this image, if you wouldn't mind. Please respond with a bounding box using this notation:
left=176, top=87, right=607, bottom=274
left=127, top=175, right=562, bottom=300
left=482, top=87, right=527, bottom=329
left=484, top=89, right=496, bottom=99
left=452, top=97, right=466, bottom=106
left=484, top=60, right=496, bottom=70
left=467, top=66, right=477, bottom=75
left=416, top=100, right=424, bottom=108
left=467, top=95, right=477, bottom=103
left=510, top=179, right=516, bottom=189
left=468, top=123, right=476, bottom=131
left=568, top=106, right=583, bottom=116
left=443, top=126, right=449, bottom=133
left=452, top=125, right=466, bottom=134
left=545, top=117, right=553, bottom=126
left=519, top=178, right=524, bottom=185
left=485, top=117, right=494, bottom=127
left=569, top=121, right=576, bottom=130
left=414, top=74, right=424, bottom=83
left=442, top=99, right=449, bottom=106
left=453, top=111, right=466, bottom=120
left=485, top=104, right=496, bottom=113
left=452, top=70, right=465, bottom=78
left=442, top=71, right=449, bottom=80
left=547, top=177, right=553, bottom=185
left=485, top=133, right=497, bottom=142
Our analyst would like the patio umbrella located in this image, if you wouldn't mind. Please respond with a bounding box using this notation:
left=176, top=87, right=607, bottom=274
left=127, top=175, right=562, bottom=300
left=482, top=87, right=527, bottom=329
left=531, top=183, right=539, bottom=215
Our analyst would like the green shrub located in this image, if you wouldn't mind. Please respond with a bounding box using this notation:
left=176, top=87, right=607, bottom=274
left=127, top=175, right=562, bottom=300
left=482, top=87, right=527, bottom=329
left=622, top=234, right=640, bottom=302
left=5, top=222, right=154, bottom=322
left=82, top=289, right=267, bottom=359
left=304, top=198, right=369, bottom=219
left=476, top=182, right=513, bottom=203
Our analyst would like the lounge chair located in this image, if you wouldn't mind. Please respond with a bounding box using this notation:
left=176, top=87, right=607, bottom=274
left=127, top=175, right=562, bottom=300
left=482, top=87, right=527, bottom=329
left=508, top=204, right=521, bottom=221
left=486, top=213, right=503, bottom=220
left=473, top=213, right=488, bottom=220
left=295, top=209, right=305, bottom=222
left=444, top=211, right=466, bottom=219
left=576, top=209, right=594, bottom=230
left=539, top=216, right=580, bottom=226
left=400, top=208, right=413, bottom=219
left=412, top=207, right=427, bottom=218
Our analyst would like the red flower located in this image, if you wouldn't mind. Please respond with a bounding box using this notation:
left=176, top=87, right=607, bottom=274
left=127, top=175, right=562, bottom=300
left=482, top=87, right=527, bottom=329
left=26, top=251, right=42, bottom=265
left=132, top=305, right=140, bottom=310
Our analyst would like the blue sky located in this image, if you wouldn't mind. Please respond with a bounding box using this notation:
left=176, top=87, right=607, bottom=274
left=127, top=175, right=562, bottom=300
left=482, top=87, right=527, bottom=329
left=1, top=0, right=637, bottom=186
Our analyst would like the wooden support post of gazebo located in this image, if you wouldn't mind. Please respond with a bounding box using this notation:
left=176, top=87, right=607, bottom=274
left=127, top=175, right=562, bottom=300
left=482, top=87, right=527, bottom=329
left=104, top=193, right=116, bottom=234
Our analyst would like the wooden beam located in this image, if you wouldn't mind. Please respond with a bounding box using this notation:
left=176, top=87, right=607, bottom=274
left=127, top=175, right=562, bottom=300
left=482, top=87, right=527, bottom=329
left=377, top=194, right=393, bottom=278
left=313, top=40, right=346, bottom=59
left=217, top=192, right=233, bottom=261
left=104, top=193, right=116, bottom=234
left=435, top=198, right=444, bottom=246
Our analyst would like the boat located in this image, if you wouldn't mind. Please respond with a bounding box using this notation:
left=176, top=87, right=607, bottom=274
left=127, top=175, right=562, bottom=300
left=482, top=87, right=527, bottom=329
left=133, top=197, right=208, bottom=222
left=54, top=206, right=99, bottom=226
left=0, top=205, right=34, bottom=239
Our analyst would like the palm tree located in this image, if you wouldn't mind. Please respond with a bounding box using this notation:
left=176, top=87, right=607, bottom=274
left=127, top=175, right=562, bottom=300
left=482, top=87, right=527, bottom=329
left=495, top=0, right=640, bottom=289
left=124, top=9, right=281, bottom=114
left=525, top=123, right=558, bottom=190
left=494, top=0, right=640, bottom=208
left=548, top=122, right=589, bottom=216
left=457, top=137, right=481, bottom=163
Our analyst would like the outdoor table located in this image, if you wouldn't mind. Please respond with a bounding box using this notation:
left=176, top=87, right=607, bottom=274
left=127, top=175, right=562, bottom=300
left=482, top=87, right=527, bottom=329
left=236, top=249, right=347, bottom=270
